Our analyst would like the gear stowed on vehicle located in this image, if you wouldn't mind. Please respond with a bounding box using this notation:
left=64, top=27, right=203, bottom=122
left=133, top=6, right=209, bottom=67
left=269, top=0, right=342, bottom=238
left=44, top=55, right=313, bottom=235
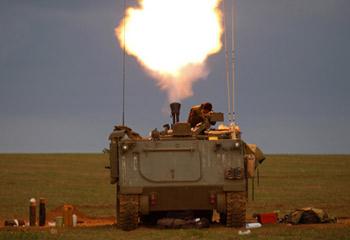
left=107, top=102, right=265, bottom=231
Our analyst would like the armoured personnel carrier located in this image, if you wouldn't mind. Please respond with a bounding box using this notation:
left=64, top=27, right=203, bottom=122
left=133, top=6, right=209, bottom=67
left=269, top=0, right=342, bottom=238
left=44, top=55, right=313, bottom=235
left=108, top=103, right=264, bottom=230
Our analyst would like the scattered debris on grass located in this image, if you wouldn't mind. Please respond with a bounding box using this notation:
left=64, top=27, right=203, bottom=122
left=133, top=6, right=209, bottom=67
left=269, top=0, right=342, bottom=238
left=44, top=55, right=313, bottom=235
left=4, top=219, right=25, bottom=227
left=238, top=229, right=251, bottom=235
left=280, top=207, right=336, bottom=224
left=157, top=217, right=210, bottom=229
left=336, top=217, right=350, bottom=224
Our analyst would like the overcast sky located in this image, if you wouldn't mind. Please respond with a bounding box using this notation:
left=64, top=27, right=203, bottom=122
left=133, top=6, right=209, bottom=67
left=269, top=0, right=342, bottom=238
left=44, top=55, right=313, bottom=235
left=0, top=0, right=349, bottom=153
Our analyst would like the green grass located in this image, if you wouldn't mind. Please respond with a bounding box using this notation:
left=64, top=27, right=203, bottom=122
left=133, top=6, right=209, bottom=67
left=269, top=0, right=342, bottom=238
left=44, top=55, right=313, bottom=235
left=248, top=155, right=350, bottom=218
left=0, top=154, right=115, bottom=219
left=1, top=224, right=350, bottom=240
left=1, top=154, right=350, bottom=239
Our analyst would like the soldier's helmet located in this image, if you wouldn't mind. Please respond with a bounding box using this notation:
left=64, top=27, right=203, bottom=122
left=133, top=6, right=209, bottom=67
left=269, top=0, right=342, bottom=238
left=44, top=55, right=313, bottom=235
left=201, top=102, right=212, bottom=112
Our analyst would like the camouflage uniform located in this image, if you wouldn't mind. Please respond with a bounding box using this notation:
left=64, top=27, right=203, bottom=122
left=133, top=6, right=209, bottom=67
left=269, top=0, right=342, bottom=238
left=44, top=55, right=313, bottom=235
left=187, top=105, right=204, bottom=128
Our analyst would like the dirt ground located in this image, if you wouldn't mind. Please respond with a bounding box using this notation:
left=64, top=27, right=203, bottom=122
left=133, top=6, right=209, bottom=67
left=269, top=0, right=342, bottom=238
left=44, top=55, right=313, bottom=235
left=1, top=205, right=115, bottom=228
left=2, top=204, right=350, bottom=229
left=47, top=205, right=115, bottom=227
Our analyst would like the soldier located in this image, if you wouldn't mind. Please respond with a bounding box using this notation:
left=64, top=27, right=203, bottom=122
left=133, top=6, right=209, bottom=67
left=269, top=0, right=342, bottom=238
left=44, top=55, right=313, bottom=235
left=187, top=102, right=213, bottom=128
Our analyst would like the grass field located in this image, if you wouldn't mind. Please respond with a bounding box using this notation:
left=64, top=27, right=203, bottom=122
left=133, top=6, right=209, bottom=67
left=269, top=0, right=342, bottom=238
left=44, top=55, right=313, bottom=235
left=1, top=154, right=350, bottom=239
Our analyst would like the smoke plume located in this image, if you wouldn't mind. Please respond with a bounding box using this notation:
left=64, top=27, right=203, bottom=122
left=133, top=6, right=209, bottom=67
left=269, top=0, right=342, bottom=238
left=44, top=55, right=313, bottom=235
left=116, top=0, right=223, bottom=102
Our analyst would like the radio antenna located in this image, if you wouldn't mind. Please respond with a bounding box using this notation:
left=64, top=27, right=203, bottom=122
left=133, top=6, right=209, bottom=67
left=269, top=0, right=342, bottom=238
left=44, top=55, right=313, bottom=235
left=223, top=0, right=232, bottom=122
left=122, top=0, right=126, bottom=126
left=231, top=0, right=237, bottom=124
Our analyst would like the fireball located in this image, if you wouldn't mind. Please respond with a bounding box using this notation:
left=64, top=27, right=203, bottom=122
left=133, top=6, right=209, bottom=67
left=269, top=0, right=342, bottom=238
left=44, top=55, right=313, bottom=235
left=116, top=0, right=223, bottom=102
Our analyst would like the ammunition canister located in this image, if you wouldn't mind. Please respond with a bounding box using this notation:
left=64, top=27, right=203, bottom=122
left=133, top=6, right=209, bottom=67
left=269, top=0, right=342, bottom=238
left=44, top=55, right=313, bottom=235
left=29, top=198, right=36, bottom=226
left=55, top=216, right=63, bottom=227
left=72, top=214, right=77, bottom=227
left=63, top=204, right=73, bottom=227
left=39, top=198, right=46, bottom=226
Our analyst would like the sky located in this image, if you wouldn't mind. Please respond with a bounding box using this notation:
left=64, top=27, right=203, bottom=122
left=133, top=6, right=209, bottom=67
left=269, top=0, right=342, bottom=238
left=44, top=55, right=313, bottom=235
left=0, top=0, right=349, bottom=153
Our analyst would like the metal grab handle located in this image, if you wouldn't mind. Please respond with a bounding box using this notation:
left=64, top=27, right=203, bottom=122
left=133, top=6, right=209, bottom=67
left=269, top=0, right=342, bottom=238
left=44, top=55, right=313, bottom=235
left=142, top=148, right=194, bottom=152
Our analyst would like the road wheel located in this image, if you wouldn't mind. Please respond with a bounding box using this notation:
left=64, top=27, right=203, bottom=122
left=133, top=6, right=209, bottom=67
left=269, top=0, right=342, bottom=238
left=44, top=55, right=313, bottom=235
left=118, top=194, right=139, bottom=231
left=226, top=191, right=246, bottom=227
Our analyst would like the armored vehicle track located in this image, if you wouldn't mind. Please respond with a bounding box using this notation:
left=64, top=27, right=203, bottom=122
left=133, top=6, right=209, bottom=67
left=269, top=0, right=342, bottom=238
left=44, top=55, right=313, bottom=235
left=118, top=194, right=139, bottom=231
left=225, top=191, right=246, bottom=227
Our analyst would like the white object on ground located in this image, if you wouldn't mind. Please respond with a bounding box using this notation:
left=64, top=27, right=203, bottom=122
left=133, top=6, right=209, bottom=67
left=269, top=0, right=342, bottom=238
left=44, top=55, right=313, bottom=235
left=48, top=222, right=56, bottom=227
left=238, top=229, right=251, bottom=235
left=72, top=214, right=77, bottom=227
left=246, top=222, right=262, bottom=229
